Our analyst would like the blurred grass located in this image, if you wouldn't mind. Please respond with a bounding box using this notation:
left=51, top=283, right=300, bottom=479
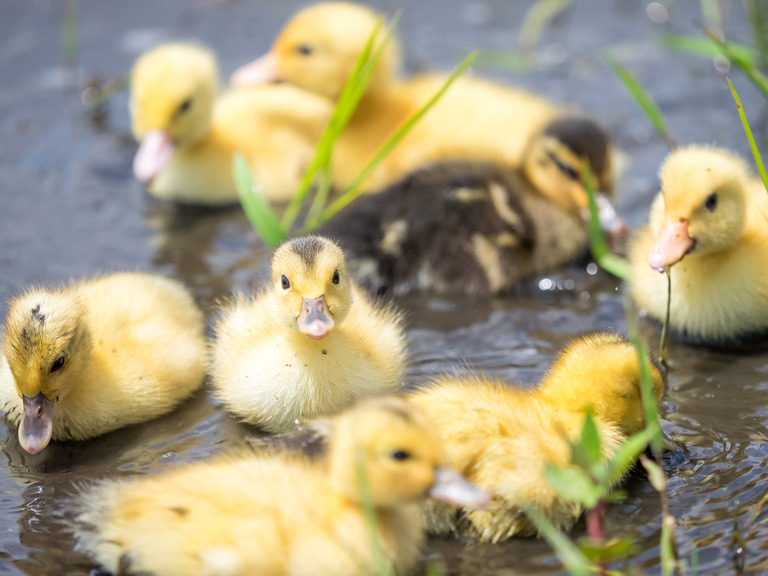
left=518, top=0, right=571, bottom=54
left=727, top=76, right=768, bottom=193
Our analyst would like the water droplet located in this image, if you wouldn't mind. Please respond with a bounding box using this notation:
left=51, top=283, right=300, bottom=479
left=544, top=43, right=567, bottom=65
left=586, top=263, right=599, bottom=275
left=538, top=278, right=554, bottom=291
left=646, top=2, right=668, bottom=23
left=713, top=56, right=730, bottom=74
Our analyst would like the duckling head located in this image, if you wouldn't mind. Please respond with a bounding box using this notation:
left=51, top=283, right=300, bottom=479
left=523, top=116, right=624, bottom=236
left=3, top=290, right=92, bottom=454
left=269, top=235, right=354, bottom=340
left=230, top=2, right=401, bottom=101
left=541, top=333, right=664, bottom=436
left=130, top=43, right=218, bottom=184
left=646, top=145, right=751, bottom=271
left=329, top=396, right=489, bottom=509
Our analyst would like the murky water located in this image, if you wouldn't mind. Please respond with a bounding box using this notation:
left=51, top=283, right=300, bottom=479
left=2, top=0, right=768, bottom=574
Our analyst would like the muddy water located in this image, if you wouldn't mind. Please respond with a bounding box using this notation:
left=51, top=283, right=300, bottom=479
left=2, top=0, right=768, bottom=574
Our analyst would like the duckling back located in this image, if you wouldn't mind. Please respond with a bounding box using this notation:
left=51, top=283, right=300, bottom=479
left=0, top=272, right=207, bottom=453
left=319, top=162, right=587, bottom=295
left=211, top=235, right=406, bottom=432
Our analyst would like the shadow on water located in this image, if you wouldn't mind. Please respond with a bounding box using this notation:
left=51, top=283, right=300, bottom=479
left=2, top=0, right=768, bottom=574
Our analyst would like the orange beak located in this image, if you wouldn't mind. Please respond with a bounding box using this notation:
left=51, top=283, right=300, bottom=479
left=647, top=220, right=694, bottom=272
left=229, top=52, right=281, bottom=87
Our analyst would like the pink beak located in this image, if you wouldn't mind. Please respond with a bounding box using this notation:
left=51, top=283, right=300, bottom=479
left=230, top=52, right=281, bottom=87
left=133, top=130, right=175, bottom=184
left=647, top=220, right=694, bottom=272
left=298, top=296, right=334, bottom=340
left=19, top=392, right=55, bottom=455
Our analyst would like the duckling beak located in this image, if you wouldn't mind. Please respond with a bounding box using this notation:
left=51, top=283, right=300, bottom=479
left=298, top=296, right=335, bottom=340
left=133, top=130, right=175, bottom=184
left=230, top=53, right=280, bottom=87
left=429, top=467, right=490, bottom=509
left=648, top=220, right=694, bottom=272
left=595, top=194, right=628, bottom=240
left=19, top=392, right=54, bottom=455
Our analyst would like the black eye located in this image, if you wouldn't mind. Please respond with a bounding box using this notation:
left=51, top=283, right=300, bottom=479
left=296, top=44, right=313, bottom=56
left=50, top=356, right=65, bottom=374
left=704, top=193, right=718, bottom=211
left=546, top=151, right=580, bottom=181
left=332, top=270, right=340, bottom=285
left=391, top=450, right=411, bottom=461
left=178, top=98, right=192, bottom=114
left=281, top=275, right=291, bottom=290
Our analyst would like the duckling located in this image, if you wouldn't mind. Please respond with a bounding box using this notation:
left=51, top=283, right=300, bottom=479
left=131, top=43, right=330, bottom=205
left=230, top=2, right=608, bottom=199
left=210, top=235, right=406, bottom=433
left=629, top=145, right=768, bottom=343
left=408, top=332, right=665, bottom=542
left=0, top=272, right=207, bottom=455
left=319, top=115, right=621, bottom=295
left=75, top=396, right=488, bottom=576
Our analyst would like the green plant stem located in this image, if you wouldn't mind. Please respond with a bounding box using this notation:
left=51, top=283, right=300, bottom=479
left=727, top=76, right=768, bottom=194
left=320, top=51, right=478, bottom=221
left=705, top=28, right=768, bottom=101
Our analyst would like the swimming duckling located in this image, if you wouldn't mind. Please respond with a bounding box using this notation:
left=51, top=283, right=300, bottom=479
left=131, top=43, right=330, bottom=205
left=629, top=145, right=768, bottom=343
left=319, top=116, right=620, bottom=295
left=230, top=2, right=606, bottom=198
left=210, top=235, right=406, bottom=433
left=408, top=332, right=665, bottom=542
left=75, top=396, right=488, bottom=576
left=0, top=273, right=207, bottom=455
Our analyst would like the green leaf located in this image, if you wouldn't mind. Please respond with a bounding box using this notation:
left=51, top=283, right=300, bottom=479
left=232, top=153, right=285, bottom=247
left=572, top=411, right=601, bottom=468
left=605, top=55, right=676, bottom=149
left=639, top=454, right=667, bottom=492
left=520, top=504, right=592, bottom=576
left=544, top=465, right=603, bottom=509
left=320, top=50, right=478, bottom=222
left=583, top=162, right=632, bottom=280
left=704, top=28, right=768, bottom=101
left=659, top=35, right=757, bottom=65
left=578, top=535, right=638, bottom=563
left=604, top=427, right=658, bottom=485
left=518, top=0, right=571, bottom=54
left=631, top=336, right=665, bottom=452
left=727, top=76, right=768, bottom=194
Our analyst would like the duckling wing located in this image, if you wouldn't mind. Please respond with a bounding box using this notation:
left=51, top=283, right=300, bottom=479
left=320, top=163, right=539, bottom=295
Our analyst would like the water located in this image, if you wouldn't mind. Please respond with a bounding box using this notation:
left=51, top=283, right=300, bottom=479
left=1, top=0, right=768, bottom=574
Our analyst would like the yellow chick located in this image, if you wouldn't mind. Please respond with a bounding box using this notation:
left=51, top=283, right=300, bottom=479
left=629, top=145, right=768, bottom=342
left=229, top=2, right=611, bottom=199
left=74, top=396, right=489, bottom=576
left=210, top=235, right=406, bottom=433
left=0, top=272, right=207, bottom=455
left=319, top=117, right=622, bottom=295
left=131, top=43, right=331, bottom=205
left=408, top=332, right=665, bottom=542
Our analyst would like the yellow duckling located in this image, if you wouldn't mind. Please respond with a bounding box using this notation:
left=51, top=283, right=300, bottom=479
left=319, top=117, right=622, bottom=295
left=629, top=145, right=768, bottom=342
left=0, top=272, right=207, bottom=455
left=408, top=332, right=665, bottom=542
left=211, top=235, right=406, bottom=433
left=230, top=2, right=610, bottom=198
left=75, top=396, right=489, bottom=576
left=131, top=43, right=331, bottom=205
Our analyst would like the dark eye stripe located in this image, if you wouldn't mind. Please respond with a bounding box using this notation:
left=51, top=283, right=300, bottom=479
left=546, top=150, right=580, bottom=181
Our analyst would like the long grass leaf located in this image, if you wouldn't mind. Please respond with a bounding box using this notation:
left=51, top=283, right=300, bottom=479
left=521, top=505, right=592, bottom=576
left=233, top=154, right=285, bottom=247
left=320, top=51, right=478, bottom=221
left=659, top=35, right=757, bottom=64
left=727, top=76, right=768, bottom=193
left=518, top=0, right=571, bottom=54
left=583, top=162, right=632, bottom=280
left=606, top=55, right=676, bottom=149
left=705, top=28, right=768, bottom=101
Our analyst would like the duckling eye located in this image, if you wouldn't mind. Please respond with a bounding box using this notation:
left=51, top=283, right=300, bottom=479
left=177, top=98, right=193, bottom=114
left=332, top=270, right=340, bottom=285
left=546, top=151, right=580, bottom=181
left=704, top=192, right=718, bottom=212
left=50, top=356, right=65, bottom=374
left=390, top=450, right=411, bottom=462
left=296, top=44, right=313, bottom=56
left=281, top=274, right=291, bottom=290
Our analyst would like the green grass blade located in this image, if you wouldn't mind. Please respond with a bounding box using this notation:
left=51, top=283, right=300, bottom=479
left=745, top=0, right=768, bottom=69
left=727, top=76, right=768, bottom=193
left=583, top=162, right=632, bottom=280
left=659, top=35, right=758, bottom=65
left=521, top=505, right=592, bottom=576
left=705, top=28, right=768, bottom=101
left=605, top=55, right=676, bottom=149
left=233, top=154, right=285, bottom=247
left=321, top=51, right=478, bottom=221
left=631, top=335, right=664, bottom=452
left=518, top=0, right=571, bottom=54
left=700, top=0, right=722, bottom=30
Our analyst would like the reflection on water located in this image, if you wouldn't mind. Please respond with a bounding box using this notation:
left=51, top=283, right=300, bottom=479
left=2, top=0, right=768, bottom=575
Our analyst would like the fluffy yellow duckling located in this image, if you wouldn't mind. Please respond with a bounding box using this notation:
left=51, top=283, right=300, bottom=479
left=0, top=272, right=207, bottom=455
left=408, top=332, right=665, bottom=542
left=319, top=117, right=623, bottom=295
left=131, top=43, right=330, bottom=205
left=75, top=396, right=488, bottom=576
left=230, top=2, right=607, bottom=198
left=211, top=235, right=406, bottom=433
left=629, top=145, right=768, bottom=343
